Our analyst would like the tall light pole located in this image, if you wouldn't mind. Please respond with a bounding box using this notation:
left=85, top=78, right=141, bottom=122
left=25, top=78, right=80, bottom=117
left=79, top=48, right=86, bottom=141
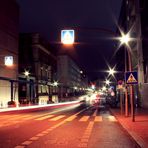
left=24, top=70, right=30, bottom=104
left=119, top=32, right=135, bottom=121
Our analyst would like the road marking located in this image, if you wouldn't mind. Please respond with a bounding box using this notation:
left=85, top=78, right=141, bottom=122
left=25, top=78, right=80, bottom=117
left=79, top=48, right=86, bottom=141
left=36, top=133, right=45, bottom=137
left=22, top=141, right=32, bottom=145
left=78, top=121, right=94, bottom=147
left=15, top=107, right=88, bottom=147
left=42, top=131, right=49, bottom=134
left=9, top=114, right=31, bottom=120
left=92, top=108, right=98, bottom=116
left=94, top=116, right=102, bottom=122
left=30, top=136, right=39, bottom=141
left=14, top=146, right=25, bottom=148
left=79, top=116, right=90, bottom=122
left=65, top=115, right=77, bottom=121
left=50, top=115, right=65, bottom=121
left=35, top=114, right=55, bottom=120
left=108, top=115, right=117, bottom=122
left=78, top=143, right=87, bottom=147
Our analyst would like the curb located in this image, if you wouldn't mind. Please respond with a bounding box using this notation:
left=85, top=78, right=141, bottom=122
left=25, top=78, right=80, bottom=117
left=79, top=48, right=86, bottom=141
left=110, top=108, right=147, bottom=148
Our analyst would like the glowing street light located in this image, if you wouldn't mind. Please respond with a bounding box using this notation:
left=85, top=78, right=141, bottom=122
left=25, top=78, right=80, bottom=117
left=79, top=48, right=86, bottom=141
left=91, top=84, right=95, bottom=90
left=102, top=86, right=107, bottom=91
left=119, top=32, right=131, bottom=46
left=53, top=81, right=58, bottom=87
left=105, top=79, right=110, bottom=85
left=74, top=86, right=78, bottom=90
left=24, top=70, right=30, bottom=76
left=108, top=67, right=116, bottom=76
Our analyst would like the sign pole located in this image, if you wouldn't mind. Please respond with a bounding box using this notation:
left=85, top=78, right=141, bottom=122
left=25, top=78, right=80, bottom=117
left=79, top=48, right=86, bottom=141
left=130, top=85, right=135, bottom=122
left=124, top=48, right=128, bottom=117
left=120, top=89, right=123, bottom=115
left=125, top=86, right=128, bottom=117
left=125, top=71, right=137, bottom=122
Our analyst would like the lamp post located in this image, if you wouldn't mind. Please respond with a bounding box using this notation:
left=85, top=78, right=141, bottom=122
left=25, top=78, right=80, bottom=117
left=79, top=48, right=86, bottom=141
left=119, top=32, right=135, bottom=122
left=24, top=70, right=30, bottom=104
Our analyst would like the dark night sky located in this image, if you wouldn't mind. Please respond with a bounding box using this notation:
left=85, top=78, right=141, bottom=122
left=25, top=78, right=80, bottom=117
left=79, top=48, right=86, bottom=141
left=16, top=0, right=122, bottom=80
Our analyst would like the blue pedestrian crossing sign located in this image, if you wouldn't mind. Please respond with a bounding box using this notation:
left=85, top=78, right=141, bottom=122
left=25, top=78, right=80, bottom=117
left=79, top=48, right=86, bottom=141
left=61, top=30, right=74, bottom=45
left=125, top=71, right=138, bottom=85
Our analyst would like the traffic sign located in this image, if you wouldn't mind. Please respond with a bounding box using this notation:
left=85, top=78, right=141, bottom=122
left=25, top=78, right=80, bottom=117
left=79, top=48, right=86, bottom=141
left=125, top=71, right=138, bottom=85
left=61, top=30, right=74, bottom=44
left=4, top=56, right=13, bottom=66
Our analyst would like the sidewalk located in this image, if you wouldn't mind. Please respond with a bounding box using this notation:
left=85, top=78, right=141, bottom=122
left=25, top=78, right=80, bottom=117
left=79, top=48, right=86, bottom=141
left=110, top=107, right=148, bottom=148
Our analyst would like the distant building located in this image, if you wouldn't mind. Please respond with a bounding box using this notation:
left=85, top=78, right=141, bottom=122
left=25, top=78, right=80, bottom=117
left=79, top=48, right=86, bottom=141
left=18, top=33, right=57, bottom=104
left=57, top=55, right=87, bottom=99
left=0, top=0, right=19, bottom=107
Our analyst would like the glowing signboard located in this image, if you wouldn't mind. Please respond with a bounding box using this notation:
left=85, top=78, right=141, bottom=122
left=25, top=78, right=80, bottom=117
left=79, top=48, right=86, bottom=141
left=4, top=56, right=13, bottom=66
left=61, top=30, right=74, bottom=44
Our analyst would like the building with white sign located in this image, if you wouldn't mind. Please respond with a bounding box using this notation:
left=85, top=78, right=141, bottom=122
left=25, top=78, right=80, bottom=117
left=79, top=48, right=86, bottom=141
left=0, top=0, right=19, bottom=107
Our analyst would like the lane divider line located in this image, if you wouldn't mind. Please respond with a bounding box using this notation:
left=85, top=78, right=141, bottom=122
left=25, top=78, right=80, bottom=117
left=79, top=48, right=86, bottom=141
left=78, top=121, right=94, bottom=148
left=92, top=108, right=98, bottom=117
left=22, top=141, right=32, bottom=146
left=14, top=146, right=25, bottom=148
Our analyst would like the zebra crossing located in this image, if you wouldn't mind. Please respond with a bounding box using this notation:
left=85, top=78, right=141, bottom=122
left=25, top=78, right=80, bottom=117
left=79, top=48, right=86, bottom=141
left=0, top=110, right=117, bottom=127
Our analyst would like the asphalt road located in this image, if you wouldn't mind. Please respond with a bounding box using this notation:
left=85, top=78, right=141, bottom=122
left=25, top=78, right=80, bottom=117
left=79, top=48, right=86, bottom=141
left=0, top=103, right=140, bottom=148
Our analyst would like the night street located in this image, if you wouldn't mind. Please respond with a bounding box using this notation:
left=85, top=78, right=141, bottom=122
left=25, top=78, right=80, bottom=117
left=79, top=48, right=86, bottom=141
left=0, top=0, right=148, bottom=147
left=0, top=102, right=140, bottom=148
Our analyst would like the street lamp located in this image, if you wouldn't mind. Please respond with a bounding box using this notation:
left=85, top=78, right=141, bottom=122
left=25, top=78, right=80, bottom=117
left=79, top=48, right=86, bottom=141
left=105, top=79, right=110, bottom=85
left=102, top=86, right=107, bottom=91
left=108, top=67, right=116, bottom=76
left=24, top=70, right=30, bottom=104
left=53, top=81, right=58, bottom=87
left=24, top=70, right=30, bottom=77
left=119, top=32, right=135, bottom=121
left=119, top=32, right=131, bottom=46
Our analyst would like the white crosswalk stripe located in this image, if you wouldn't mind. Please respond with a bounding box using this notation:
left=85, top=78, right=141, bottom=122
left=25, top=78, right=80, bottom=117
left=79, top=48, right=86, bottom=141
left=65, top=115, right=77, bottom=121
left=94, top=116, right=102, bottom=122
left=108, top=115, right=117, bottom=122
left=0, top=110, right=117, bottom=125
left=35, top=115, right=55, bottom=120
left=79, top=116, right=90, bottom=122
left=49, top=115, right=65, bottom=121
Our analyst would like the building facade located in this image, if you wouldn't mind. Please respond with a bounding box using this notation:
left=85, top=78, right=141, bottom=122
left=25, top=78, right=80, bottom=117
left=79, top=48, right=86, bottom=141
left=57, top=55, right=87, bottom=100
left=139, top=0, right=148, bottom=107
left=19, top=33, right=57, bottom=104
left=117, top=0, right=148, bottom=107
left=0, top=0, right=19, bottom=107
